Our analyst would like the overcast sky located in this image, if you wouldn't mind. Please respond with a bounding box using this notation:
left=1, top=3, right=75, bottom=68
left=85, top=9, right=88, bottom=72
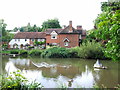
left=0, top=0, right=108, bottom=30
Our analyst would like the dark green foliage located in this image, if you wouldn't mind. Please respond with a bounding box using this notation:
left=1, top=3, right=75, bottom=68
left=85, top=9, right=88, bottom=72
left=101, top=1, right=120, bottom=12
left=42, top=19, right=61, bottom=31
left=2, top=44, right=8, bottom=50
left=34, top=41, right=45, bottom=46
left=29, top=49, right=42, bottom=56
left=28, top=46, right=34, bottom=50
left=73, top=41, right=105, bottom=59
left=10, top=50, right=19, bottom=54
left=19, top=50, right=28, bottom=56
left=41, top=47, right=71, bottom=58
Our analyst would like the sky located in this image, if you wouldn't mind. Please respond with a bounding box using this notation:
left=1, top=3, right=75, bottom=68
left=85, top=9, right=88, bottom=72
left=0, top=0, right=108, bottom=30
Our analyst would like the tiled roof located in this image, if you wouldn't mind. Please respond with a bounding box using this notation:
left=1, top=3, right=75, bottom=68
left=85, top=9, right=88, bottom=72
left=14, top=32, right=46, bottom=39
left=76, top=30, right=82, bottom=34
left=60, top=26, right=79, bottom=34
left=46, top=28, right=63, bottom=34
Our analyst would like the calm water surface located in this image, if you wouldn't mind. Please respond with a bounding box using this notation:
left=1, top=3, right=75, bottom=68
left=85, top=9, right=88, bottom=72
left=1, top=56, right=119, bottom=88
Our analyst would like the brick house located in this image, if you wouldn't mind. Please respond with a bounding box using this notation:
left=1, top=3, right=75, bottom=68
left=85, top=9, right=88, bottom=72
left=46, top=21, right=86, bottom=48
left=9, top=21, right=86, bottom=49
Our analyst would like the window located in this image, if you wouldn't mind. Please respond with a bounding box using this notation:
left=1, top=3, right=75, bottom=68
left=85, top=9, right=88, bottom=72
left=15, top=39, right=17, bottom=41
left=25, top=39, right=27, bottom=41
left=64, top=42, right=69, bottom=46
left=32, top=39, right=34, bottom=41
left=50, top=31, right=57, bottom=39
left=18, top=39, right=20, bottom=41
left=51, top=35, right=57, bottom=39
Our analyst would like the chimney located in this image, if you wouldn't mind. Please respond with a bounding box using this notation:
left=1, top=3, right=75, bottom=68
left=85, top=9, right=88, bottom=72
left=69, top=21, right=73, bottom=32
left=77, top=25, right=82, bottom=30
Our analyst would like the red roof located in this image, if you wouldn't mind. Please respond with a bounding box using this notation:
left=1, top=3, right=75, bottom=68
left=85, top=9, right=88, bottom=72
left=14, top=32, right=46, bottom=39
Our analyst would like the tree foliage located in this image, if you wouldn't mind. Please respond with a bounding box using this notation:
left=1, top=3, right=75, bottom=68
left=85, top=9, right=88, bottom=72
left=18, top=23, right=42, bottom=32
left=42, top=19, right=61, bottom=31
left=94, top=1, right=120, bottom=61
left=0, top=19, right=14, bottom=42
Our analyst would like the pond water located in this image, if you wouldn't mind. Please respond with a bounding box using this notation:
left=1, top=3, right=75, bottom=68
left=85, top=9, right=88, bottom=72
left=1, top=56, right=119, bottom=88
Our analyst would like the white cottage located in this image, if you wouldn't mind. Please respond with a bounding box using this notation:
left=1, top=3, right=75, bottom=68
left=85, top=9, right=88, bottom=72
left=9, top=32, right=46, bottom=49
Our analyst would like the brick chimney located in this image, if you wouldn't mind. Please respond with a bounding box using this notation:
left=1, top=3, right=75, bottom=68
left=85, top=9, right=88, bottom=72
left=77, top=25, right=82, bottom=30
left=69, top=21, right=73, bottom=32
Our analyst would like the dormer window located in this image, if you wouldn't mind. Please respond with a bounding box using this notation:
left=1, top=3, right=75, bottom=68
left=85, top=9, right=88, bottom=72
left=50, top=31, right=57, bottom=39
left=64, top=42, right=69, bottom=46
left=63, top=38, right=70, bottom=46
left=51, top=35, right=57, bottom=39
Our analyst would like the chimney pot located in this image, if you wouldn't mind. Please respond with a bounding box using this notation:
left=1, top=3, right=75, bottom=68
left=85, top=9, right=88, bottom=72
left=77, top=25, right=82, bottom=30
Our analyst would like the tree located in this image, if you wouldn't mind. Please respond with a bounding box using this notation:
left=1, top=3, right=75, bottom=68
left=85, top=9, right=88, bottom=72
left=18, top=23, right=42, bottom=32
left=94, top=1, right=120, bottom=61
left=42, top=19, right=61, bottom=31
left=0, top=19, right=7, bottom=36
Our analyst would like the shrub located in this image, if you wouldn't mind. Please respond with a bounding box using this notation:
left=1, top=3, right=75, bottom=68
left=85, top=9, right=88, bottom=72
left=69, top=48, right=79, bottom=58
left=29, top=49, right=42, bottom=56
left=1, top=70, right=43, bottom=89
left=41, top=47, right=71, bottom=58
left=10, top=50, right=19, bottom=54
left=19, top=50, right=28, bottom=56
left=74, top=41, right=105, bottom=59
left=28, top=46, right=34, bottom=50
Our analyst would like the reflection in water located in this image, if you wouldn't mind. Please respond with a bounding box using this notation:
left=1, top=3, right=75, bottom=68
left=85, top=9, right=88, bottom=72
left=3, top=57, right=119, bottom=88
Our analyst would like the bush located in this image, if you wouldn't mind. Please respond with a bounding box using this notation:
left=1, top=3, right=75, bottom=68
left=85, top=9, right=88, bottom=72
left=1, top=70, right=43, bottom=89
left=41, top=47, right=71, bottom=58
left=69, top=48, right=79, bottom=58
left=29, top=49, right=42, bottom=56
left=28, top=46, right=34, bottom=50
left=19, top=50, right=28, bottom=56
left=74, top=41, right=105, bottom=59
left=10, top=50, right=19, bottom=54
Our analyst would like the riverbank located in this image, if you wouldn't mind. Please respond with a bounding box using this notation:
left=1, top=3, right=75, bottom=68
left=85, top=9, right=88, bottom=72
left=1, top=42, right=108, bottom=59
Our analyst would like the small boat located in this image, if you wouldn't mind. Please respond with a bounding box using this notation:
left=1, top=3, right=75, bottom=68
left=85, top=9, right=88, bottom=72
left=94, top=59, right=107, bottom=69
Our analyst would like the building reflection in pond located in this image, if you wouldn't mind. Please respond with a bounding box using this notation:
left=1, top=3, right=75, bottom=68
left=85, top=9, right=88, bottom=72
left=4, top=58, right=96, bottom=88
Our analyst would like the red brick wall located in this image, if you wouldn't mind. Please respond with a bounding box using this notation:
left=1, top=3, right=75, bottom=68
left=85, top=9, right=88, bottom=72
left=59, top=34, right=79, bottom=48
left=46, top=34, right=79, bottom=48
left=46, top=35, right=60, bottom=44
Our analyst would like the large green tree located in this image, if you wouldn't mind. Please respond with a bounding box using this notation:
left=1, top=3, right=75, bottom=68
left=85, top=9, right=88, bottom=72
left=94, top=1, right=120, bottom=61
left=42, top=19, right=61, bottom=31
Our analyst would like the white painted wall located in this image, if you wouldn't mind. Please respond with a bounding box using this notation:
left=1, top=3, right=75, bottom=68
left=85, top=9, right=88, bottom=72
left=9, top=39, right=30, bottom=49
left=9, top=38, right=45, bottom=49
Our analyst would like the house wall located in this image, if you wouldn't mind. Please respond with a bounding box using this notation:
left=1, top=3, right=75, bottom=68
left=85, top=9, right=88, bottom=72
left=59, top=34, right=79, bottom=48
left=9, top=38, right=45, bottom=49
left=9, top=39, right=30, bottom=48
left=46, top=35, right=60, bottom=45
left=46, top=34, right=79, bottom=48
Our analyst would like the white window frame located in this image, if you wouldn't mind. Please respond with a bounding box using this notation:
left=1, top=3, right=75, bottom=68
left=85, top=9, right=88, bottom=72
left=64, top=42, right=69, bottom=46
left=51, top=35, right=57, bottom=39
left=50, top=31, right=57, bottom=39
